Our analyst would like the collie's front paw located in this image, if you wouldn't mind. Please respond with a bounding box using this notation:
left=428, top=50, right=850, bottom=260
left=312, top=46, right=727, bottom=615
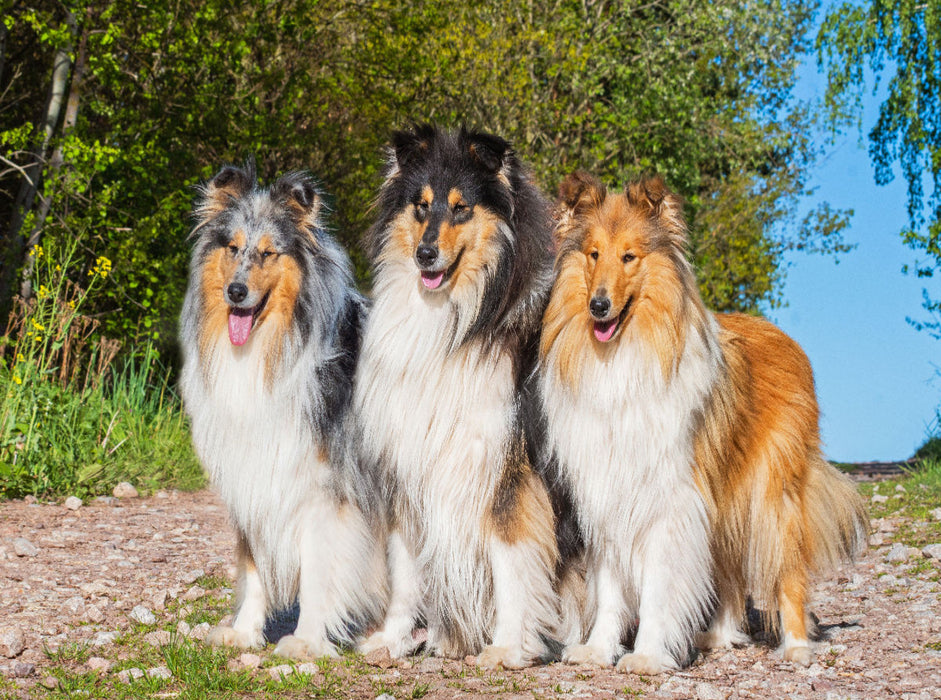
left=783, top=644, right=813, bottom=667
left=697, top=626, right=749, bottom=650
left=206, top=625, right=264, bottom=650
left=477, top=645, right=529, bottom=670
left=273, top=634, right=338, bottom=660
left=615, top=651, right=676, bottom=675
left=359, top=630, right=421, bottom=659
left=562, top=644, right=613, bottom=668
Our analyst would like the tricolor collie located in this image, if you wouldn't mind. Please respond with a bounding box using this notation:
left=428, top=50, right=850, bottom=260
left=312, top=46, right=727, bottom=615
left=539, top=172, right=867, bottom=673
left=354, top=125, right=564, bottom=668
left=180, top=164, right=386, bottom=659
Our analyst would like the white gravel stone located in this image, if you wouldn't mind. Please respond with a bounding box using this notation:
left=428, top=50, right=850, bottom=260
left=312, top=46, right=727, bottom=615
left=113, top=482, right=139, bottom=499
left=92, top=631, right=118, bottom=646
left=268, top=664, right=294, bottom=679
left=922, top=544, right=941, bottom=559
left=0, top=628, right=25, bottom=658
left=87, top=657, right=112, bottom=672
left=695, top=682, right=729, bottom=700
left=189, top=622, right=210, bottom=640
left=176, top=621, right=192, bottom=638
left=871, top=494, right=889, bottom=504
left=238, top=652, right=261, bottom=669
left=146, top=666, right=171, bottom=679
left=117, top=667, right=144, bottom=683
left=144, top=630, right=172, bottom=646
left=374, top=694, right=396, bottom=700
left=85, top=604, right=104, bottom=623
left=929, top=508, right=941, bottom=521
left=180, top=568, right=204, bottom=585
left=64, top=496, right=82, bottom=510
left=129, top=605, right=156, bottom=626
left=886, top=542, right=910, bottom=563
left=61, top=596, right=85, bottom=617
left=181, top=584, right=206, bottom=601
left=12, top=537, right=38, bottom=557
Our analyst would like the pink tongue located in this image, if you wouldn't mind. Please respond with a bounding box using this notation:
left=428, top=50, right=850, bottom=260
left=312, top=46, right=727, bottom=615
left=228, top=309, right=254, bottom=346
left=421, top=271, right=445, bottom=289
left=593, top=319, right=618, bottom=343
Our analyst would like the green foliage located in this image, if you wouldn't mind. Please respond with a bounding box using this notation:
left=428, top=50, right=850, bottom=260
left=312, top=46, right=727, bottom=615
left=817, top=0, right=941, bottom=334
left=0, top=239, right=203, bottom=498
left=1, top=0, right=852, bottom=358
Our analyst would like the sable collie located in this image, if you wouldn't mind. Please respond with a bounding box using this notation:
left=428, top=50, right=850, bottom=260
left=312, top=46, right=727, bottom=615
left=354, top=125, right=566, bottom=668
left=539, top=172, right=867, bottom=673
left=179, top=164, right=386, bottom=659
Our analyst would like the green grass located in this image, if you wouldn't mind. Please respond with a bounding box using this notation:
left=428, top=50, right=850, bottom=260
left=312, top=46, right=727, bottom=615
left=859, top=459, right=941, bottom=547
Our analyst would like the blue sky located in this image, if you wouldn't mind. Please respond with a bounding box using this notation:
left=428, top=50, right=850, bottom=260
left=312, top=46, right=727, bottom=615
left=767, top=58, right=938, bottom=463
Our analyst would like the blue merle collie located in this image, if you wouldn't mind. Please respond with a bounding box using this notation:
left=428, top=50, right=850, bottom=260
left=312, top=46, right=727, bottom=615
left=354, top=125, right=581, bottom=669
left=179, top=163, right=386, bottom=659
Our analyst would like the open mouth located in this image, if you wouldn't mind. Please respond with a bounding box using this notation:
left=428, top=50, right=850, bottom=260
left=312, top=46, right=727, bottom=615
left=227, top=292, right=269, bottom=346
left=420, top=249, right=464, bottom=291
left=592, top=298, right=632, bottom=343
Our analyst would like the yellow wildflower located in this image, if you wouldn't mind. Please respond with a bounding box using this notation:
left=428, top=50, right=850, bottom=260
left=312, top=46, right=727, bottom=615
left=30, top=318, right=45, bottom=332
left=37, top=285, right=49, bottom=299
left=13, top=374, right=22, bottom=385
left=89, top=256, right=112, bottom=279
left=31, top=245, right=43, bottom=259
left=68, top=300, right=76, bottom=309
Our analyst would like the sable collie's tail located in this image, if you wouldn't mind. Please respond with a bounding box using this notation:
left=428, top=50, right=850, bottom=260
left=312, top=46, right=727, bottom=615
left=804, top=456, right=868, bottom=572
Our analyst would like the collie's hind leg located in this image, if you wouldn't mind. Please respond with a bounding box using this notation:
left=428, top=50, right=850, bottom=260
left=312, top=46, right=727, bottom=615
left=360, top=530, right=423, bottom=659
left=617, top=506, right=712, bottom=675
left=779, top=563, right=813, bottom=666
left=208, top=532, right=267, bottom=649
left=563, top=558, right=626, bottom=668
left=698, top=567, right=748, bottom=650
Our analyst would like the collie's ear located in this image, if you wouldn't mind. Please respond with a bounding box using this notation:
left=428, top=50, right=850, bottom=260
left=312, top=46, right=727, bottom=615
left=273, top=173, right=324, bottom=239
left=628, top=175, right=687, bottom=241
left=196, top=163, right=255, bottom=223
left=391, top=123, right=437, bottom=170
left=557, top=171, right=606, bottom=217
left=462, top=129, right=510, bottom=173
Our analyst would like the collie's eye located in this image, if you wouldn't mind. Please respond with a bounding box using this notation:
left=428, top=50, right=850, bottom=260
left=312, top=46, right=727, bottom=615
left=227, top=244, right=239, bottom=255
left=260, top=250, right=275, bottom=260
left=453, top=202, right=467, bottom=213
left=414, top=201, right=429, bottom=221
left=589, top=250, right=599, bottom=260
left=622, top=252, right=636, bottom=263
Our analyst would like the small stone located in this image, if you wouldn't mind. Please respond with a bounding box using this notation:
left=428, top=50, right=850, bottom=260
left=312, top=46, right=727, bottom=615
left=885, top=542, right=910, bottom=563
left=113, top=482, right=139, bottom=498
left=61, top=596, right=86, bottom=617
left=12, top=662, right=35, bottom=678
left=85, top=605, right=104, bottom=623
left=92, top=631, right=118, bottom=647
left=64, top=496, right=83, bottom=510
left=695, top=682, right=729, bottom=700
left=176, top=621, right=192, bottom=638
left=0, top=628, right=25, bottom=658
left=129, top=605, right=156, bottom=626
left=87, top=657, right=112, bottom=673
left=12, top=537, right=39, bottom=557
left=182, top=585, right=206, bottom=602
left=268, top=664, right=294, bottom=679
left=189, top=622, right=210, bottom=641
left=296, top=662, right=318, bottom=675
left=146, top=666, right=171, bottom=680
left=869, top=532, right=885, bottom=547
left=117, top=668, right=144, bottom=683
left=895, top=484, right=907, bottom=493
left=416, top=656, right=444, bottom=673
left=922, top=544, right=941, bottom=559
left=238, top=653, right=261, bottom=669
left=930, top=508, right=941, bottom=521
left=463, top=655, right=477, bottom=665
left=155, top=490, right=170, bottom=499
left=364, top=645, right=395, bottom=668
left=144, top=631, right=172, bottom=647
left=375, top=694, right=395, bottom=700
left=94, top=496, right=116, bottom=507
left=871, top=494, right=889, bottom=504
left=180, top=569, right=205, bottom=585
left=41, top=675, right=59, bottom=689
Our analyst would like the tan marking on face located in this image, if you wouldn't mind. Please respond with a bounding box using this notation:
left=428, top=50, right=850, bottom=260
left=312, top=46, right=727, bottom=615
left=447, top=188, right=464, bottom=208
left=198, top=247, right=234, bottom=361
left=248, top=252, right=302, bottom=383
left=232, top=230, right=246, bottom=249
left=444, top=207, right=503, bottom=296
left=385, top=186, right=434, bottom=263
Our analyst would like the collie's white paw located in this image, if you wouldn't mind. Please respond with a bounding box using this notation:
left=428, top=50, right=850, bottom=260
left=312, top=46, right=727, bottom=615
left=272, top=634, right=338, bottom=660
left=206, top=625, right=264, bottom=650
left=562, top=644, right=613, bottom=668
left=359, top=630, right=420, bottom=659
left=783, top=644, right=813, bottom=667
left=615, top=651, right=676, bottom=675
left=477, top=645, right=529, bottom=670
left=697, top=626, right=749, bottom=650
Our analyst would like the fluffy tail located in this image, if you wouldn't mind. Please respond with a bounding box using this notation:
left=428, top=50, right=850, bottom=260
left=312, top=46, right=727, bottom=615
left=804, top=456, right=869, bottom=571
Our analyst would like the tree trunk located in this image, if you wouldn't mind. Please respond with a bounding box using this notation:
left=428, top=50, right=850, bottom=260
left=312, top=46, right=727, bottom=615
left=19, top=16, right=90, bottom=300
left=0, top=11, right=77, bottom=305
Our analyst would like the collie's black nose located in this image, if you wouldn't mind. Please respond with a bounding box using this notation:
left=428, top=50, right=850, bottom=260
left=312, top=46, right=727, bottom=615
left=415, top=244, right=438, bottom=268
left=227, top=282, right=249, bottom=304
left=589, top=296, right=611, bottom=319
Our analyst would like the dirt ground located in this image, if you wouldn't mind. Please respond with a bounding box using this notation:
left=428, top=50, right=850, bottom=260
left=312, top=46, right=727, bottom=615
left=1, top=487, right=940, bottom=699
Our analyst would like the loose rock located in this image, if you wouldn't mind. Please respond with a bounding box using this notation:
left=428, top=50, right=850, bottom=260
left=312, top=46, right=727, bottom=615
left=364, top=645, right=395, bottom=668
left=238, top=652, right=261, bottom=669
left=12, top=537, right=39, bottom=557
left=0, top=629, right=25, bottom=658
left=129, top=605, right=156, bottom=626
left=64, top=496, right=82, bottom=510
left=922, top=543, right=941, bottom=560
left=180, top=568, right=205, bottom=585
left=886, top=542, right=910, bottom=563
left=87, top=657, right=112, bottom=673
left=146, top=666, right=171, bottom=680
left=117, top=668, right=144, bottom=683
left=144, top=631, right=172, bottom=647
left=113, top=482, right=139, bottom=499
left=12, top=662, right=35, bottom=678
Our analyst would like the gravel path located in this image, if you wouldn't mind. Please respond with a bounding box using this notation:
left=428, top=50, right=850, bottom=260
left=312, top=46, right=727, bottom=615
left=1, top=488, right=940, bottom=698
